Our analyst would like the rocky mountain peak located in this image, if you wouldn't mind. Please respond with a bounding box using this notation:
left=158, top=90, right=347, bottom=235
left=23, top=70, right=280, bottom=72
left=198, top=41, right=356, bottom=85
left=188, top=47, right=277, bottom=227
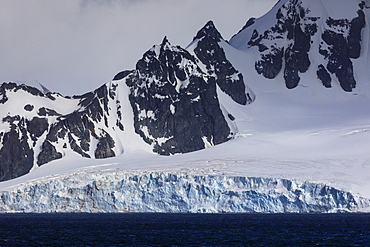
left=160, top=36, right=171, bottom=49
left=230, top=0, right=367, bottom=92
left=190, top=21, right=254, bottom=105
left=125, top=37, right=235, bottom=155
left=135, top=37, right=199, bottom=89
left=193, top=20, right=223, bottom=42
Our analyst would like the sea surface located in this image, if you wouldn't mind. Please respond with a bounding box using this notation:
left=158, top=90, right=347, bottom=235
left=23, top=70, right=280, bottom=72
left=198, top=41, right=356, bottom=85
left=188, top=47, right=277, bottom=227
left=0, top=213, right=369, bottom=246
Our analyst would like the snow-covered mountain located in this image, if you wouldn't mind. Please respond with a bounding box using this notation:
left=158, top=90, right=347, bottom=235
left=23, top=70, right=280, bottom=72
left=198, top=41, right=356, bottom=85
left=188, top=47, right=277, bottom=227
left=0, top=22, right=248, bottom=181
left=1, top=0, right=370, bottom=213
left=230, top=0, right=367, bottom=92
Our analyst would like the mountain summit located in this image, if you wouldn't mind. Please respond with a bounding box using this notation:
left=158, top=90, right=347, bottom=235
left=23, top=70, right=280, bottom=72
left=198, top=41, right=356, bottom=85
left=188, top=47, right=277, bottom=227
left=230, top=0, right=367, bottom=92
left=0, top=23, right=244, bottom=181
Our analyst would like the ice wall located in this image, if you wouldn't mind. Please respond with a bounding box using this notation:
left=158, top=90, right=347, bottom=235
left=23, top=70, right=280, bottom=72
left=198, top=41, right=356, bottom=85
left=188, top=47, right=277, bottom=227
left=0, top=172, right=369, bottom=213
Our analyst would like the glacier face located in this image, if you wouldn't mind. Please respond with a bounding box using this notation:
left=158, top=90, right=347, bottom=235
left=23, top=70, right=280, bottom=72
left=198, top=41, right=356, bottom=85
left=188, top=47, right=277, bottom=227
left=0, top=171, right=369, bottom=213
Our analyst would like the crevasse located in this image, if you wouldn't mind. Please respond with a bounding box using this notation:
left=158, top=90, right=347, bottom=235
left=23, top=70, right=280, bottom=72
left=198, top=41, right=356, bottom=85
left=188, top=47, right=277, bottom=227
left=0, top=171, right=369, bottom=213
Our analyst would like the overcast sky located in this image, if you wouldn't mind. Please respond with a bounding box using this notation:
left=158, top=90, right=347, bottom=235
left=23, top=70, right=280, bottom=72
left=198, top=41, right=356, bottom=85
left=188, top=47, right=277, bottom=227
left=0, top=0, right=276, bottom=95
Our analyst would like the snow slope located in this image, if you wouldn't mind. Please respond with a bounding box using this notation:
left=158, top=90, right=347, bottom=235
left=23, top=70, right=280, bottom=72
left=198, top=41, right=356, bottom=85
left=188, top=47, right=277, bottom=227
left=0, top=0, right=370, bottom=213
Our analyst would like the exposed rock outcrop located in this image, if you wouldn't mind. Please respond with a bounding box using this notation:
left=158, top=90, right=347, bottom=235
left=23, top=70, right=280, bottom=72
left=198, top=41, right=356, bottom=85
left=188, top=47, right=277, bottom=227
left=192, top=21, right=252, bottom=105
left=230, top=0, right=366, bottom=92
left=123, top=37, right=233, bottom=155
left=0, top=116, right=33, bottom=181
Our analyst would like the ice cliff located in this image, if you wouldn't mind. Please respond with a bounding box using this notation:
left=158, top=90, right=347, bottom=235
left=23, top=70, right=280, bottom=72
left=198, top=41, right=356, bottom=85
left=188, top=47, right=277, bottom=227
left=0, top=172, right=369, bottom=213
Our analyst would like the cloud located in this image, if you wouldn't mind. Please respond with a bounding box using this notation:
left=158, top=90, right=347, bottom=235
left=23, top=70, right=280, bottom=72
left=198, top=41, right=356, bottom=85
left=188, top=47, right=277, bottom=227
left=0, top=0, right=276, bottom=95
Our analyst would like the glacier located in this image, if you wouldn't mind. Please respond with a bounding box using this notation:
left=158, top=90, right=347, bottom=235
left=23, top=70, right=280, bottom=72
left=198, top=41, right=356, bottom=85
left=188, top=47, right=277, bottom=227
left=0, top=171, right=369, bottom=213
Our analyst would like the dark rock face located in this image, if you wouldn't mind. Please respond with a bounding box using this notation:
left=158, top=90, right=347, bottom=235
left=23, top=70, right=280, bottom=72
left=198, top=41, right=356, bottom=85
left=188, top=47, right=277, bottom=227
left=27, top=117, right=49, bottom=144
left=320, top=9, right=365, bottom=92
left=248, top=0, right=318, bottom=89
left=242, top=0, right=366, bottom=92
left=95, top=131, right=115, bottom=159
left=283, top=14, right=314, bottom=89
left=37, top=107, right=61, bottom=117
left=125, top=37, right=233, bottom=155
left=37, top=140, right=62, bottom=166
left=0, top=116, right=33, bottom=181
left=348, top=10, right=366, bottom=59
left=317, top=64, right=331, bottom=88
left=255, top=47, right=284, bottom=79
left=192, top=21, right=250, bottom=105
left=24, top=104, right=34, bottom=112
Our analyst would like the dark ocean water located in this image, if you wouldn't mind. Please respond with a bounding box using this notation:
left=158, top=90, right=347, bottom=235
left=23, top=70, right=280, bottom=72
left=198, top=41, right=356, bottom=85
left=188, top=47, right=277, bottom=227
left=0, top=213, right=369, bottom=246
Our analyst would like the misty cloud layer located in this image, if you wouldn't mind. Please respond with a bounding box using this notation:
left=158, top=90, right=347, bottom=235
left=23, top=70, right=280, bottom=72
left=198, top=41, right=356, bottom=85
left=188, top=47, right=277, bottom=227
left=0, top=0, right=276, bottom=95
